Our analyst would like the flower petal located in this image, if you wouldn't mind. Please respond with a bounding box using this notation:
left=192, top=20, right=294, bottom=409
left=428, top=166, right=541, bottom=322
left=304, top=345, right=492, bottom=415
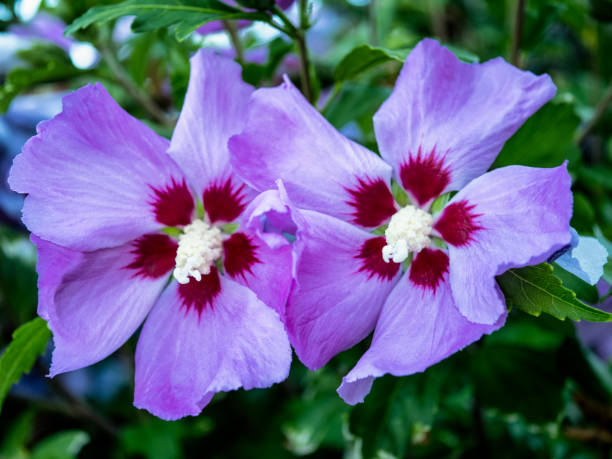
left=229, top=186, right=295, bottom=317
left=9, top=83, right=187, bottom=251
left=374, top=39, right=556, bottom=202
left=229, top=78, right=395, bottom=228
left=338, top=271, right=505, bottom=405
left=444, top=163, right=573, bottom=325
left=32, top=236, right=172, bottom=376
left=168, top=50, right=254, bottom=200
left=287, top=208, right=401, bottom=370
left=134, top=277, right=291, bottom=420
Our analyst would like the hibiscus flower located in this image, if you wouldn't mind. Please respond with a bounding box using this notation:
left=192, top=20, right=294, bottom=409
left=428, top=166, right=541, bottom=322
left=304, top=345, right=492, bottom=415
left=9, top=50, right=293, bottom=419
left=228, top=39, right=573, bottom=404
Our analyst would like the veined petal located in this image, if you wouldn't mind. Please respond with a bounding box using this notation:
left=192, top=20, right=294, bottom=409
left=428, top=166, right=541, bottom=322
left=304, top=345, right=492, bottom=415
left=287, top=209, right=401, bottom=370
left=168, top=50, right=254, bottom=203
left=9, top=83, right=187, bottom=251
left=444, top=163, right=572, bottom=325
left=229, top=78, right=395, bottom=228
left=32, top=236, right=172, bottom=376
left=338, top=270, right=505, bottom=405
left=134, top=277, right=291, bottom=421
left=374, top=39, right=556, bottom=203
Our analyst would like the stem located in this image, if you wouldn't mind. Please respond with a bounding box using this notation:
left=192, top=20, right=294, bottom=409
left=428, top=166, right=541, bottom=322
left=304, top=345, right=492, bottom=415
left=320, top=82, right=341, bottom=113
left=369, top=0, right=378, bottom=46
left=576, top=81, right=612, bottom=144
left=99, top=39, right=172, bottom=127
left=223, top=20, right=244, bottom=65
left=510, top=0, right=526, bottom=67
left=296, top=0, right=313, bottom=103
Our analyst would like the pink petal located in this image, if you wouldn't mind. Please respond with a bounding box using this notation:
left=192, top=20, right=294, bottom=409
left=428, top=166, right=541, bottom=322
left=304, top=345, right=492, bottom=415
left=229, top=78, right=394, bottom=228
left=338, top=271, right=505, bottom=405
left=374, top=39, right=556, bottom=201
left=33, top=236, right=170, bottom=376
left=168, top=50, right=254, bottom=201
left=9, top=83, right=187, bottom=251
left=134, top=278, right=291, bottom=420
left=287, top=208, right=401, bottom=370
left=444, top=163, right=572, bottom=325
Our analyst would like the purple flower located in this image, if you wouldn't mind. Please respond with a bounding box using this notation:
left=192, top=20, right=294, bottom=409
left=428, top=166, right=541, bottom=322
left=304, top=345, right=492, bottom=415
left=8, top=50, right=293, bottom=420
left=229, top=39, right=573, bottom=404
left=9, top=13, right=74, bottom=52
left=197, top=0, right=295, bottom=35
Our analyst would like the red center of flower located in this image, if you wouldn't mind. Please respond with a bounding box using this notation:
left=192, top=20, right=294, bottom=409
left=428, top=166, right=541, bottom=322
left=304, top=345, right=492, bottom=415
left=203, top=178, right=247, bottom=223
left=399, top=147, right=450, bottom=206
left=178, top=267, right=222, bottom=316
left=409, top=248, right=449, bottom=290
left=126, top=234, right=178, bottom=279
left=150, top=178, right=194, bottom=226
left=346, top=177, right=397, bottom=228
left=356, top=236, right=401, bottom=281
left=223, top=232, right=261, bottom=279
left=434, top=200, right=482, bottom=246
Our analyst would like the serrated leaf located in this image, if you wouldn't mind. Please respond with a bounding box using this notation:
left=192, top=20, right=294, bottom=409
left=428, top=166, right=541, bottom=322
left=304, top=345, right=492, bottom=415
left=65, top=0, right=270, bottom=41
left=497, top=263, right=612, bottom=322
left=333, top=44, right=408, bottom=83
left=0, top=318, right=51, bottom=413
left=31, top=431, right=90, bottom=459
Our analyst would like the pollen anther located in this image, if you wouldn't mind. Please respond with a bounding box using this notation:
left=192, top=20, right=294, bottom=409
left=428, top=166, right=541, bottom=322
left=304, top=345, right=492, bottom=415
left=173, top=219, right=223, bottom=284
left=382, top=205, right=433, bottom=263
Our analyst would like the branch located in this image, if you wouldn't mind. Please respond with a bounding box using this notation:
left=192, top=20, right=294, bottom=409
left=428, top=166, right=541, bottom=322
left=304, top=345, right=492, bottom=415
left=510, top=0, right=526, bottom=67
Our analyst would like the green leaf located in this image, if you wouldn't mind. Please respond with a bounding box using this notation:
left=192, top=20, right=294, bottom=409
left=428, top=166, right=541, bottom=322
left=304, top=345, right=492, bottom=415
left=349, top=363, right=450, bottom=458
left=0, top=318, right=51, bottom=413
left=472, top=343, right=566, bottom=422
left=493, top=96, right=580, bottom=169
left=333, top=42, right=479, bottom=84
left=333, top=44, right=408, bottom=83
left=30, top=431, right=90, bottom=459
left=497, top=263, right=612, bottom=322
left=552, top=262, right=599, bottom=303
left=66, top=0, right=270, bottom=41
left=323, top=83, right=390, bottom=129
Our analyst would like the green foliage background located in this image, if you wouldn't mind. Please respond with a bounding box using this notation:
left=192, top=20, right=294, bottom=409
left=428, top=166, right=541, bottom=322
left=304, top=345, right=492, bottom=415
left=1, top=0, right=612, bottom=457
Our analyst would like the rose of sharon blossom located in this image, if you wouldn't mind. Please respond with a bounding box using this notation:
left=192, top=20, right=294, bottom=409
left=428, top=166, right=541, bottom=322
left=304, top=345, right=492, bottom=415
left=229, top=39, right=573, bottom=404
left=8, top=50, right=293, bottom=420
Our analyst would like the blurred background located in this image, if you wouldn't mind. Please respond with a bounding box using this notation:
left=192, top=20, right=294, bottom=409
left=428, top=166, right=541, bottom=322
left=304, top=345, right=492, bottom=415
left=1, top=0, right=612, bottom=457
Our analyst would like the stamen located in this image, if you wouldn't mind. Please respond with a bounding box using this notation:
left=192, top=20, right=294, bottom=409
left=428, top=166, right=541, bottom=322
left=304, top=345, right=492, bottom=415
left=382, top=205, right=433, bottom=263
left=173, top=220, right=223, bottom=284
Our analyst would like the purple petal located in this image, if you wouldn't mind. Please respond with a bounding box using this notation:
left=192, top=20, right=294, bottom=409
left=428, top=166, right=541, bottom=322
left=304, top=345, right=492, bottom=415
left=229, top=78, right=394, bottom=228
left=338, top=272, right=505, bottom=405
left=134, top=277, right=291, bottom=421
left=444, top=163, right=572, bottom=325
left=287, top=208, right=401, bottom=370
left=33, top=236, right=169, bottom=376
left=9, top=83, right=186, bottom=251
left=228, top=188, right=296, bottom=317
left=374, top=39, right=556, bottom=199
left=168, top=50, right=254, bottom=199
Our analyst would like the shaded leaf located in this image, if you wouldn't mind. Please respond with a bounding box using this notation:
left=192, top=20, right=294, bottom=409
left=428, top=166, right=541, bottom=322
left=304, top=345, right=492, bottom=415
left=334, top=44, right=408, bottom=83
left=493, top=96, right=580, bottom=169
left=0, top=44, right=83, bottom=113
left=497, top=263, right=612, bottom=322
left=349, top=363, right=450, bottom=458
left=0, top=318, right=51, bottom=413
left=66, top=0, right=270, bottom=41
left=31, top=431, right=90, bottom=459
